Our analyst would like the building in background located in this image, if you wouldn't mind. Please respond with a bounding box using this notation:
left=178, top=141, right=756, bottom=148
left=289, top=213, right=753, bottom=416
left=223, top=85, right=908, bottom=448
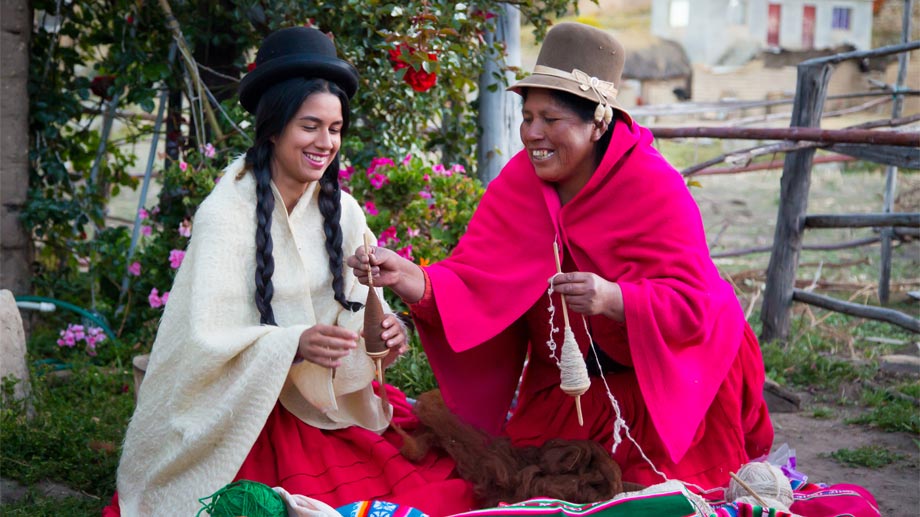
left=650, top=0, right=873, bottom=66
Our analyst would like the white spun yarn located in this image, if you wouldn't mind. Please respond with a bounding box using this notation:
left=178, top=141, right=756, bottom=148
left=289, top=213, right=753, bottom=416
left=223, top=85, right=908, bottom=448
left=559, top=326, right=590, bottom=394
left=727, top=462, right=794, bottom=512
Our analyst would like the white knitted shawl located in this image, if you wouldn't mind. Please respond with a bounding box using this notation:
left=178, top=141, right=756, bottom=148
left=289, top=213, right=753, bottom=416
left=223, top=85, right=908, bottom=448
left=117, top=156, right=389, bottom=515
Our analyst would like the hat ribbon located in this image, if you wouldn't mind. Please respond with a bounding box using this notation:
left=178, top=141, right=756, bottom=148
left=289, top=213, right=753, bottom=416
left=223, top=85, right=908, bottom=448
left=532, top=65, right=617, bottom=125
left=532, top=65, right=618, bottom=101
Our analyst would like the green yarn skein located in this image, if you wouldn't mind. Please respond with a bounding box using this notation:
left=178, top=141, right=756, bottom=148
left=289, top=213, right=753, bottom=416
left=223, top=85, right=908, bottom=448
left=197, top=480, right=287, bottom=517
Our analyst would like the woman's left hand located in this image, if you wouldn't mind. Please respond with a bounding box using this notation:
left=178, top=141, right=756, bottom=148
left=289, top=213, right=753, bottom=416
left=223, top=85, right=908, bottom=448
left=551, top=272, right=625, bottom=322
left=376, top=313, right=409, bottom=369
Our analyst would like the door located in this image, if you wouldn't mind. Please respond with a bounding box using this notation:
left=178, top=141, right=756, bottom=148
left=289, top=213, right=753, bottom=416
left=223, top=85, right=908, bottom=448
left=767, top=3, right=782, bottom=47
left=802, top=5, right=816, bottom=49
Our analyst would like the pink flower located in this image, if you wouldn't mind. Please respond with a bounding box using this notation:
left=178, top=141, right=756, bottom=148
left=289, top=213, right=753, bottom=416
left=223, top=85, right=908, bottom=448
left=70, top=324, right=85, bottom=341
left=432, top=164, right=447, bottom=176
left=178, top=219, right=192, bottom=238
left=148, top=288, right=163, bottom=308
left=138, top=208, right=149, bottom=220
left=396, top=245, right=413, bottom=260
left=168, top=249, right=186, bottom=269
left=202, top=143, right=216, bottom=158
left=128, top=261, right=141, bottom=276
left=367, top=157, right=395, bottom=176
left=339, top=166, right=355, bottom=182
left=418, top=190, right=432, bottom=199
left=161, top=291, right=170, bottom=305
left=369, top=173, right=389, bottom=190
left=57, top=325, right=77, bottom=347
left=423, top=173, right=431, bottom=182
left=407, top=227, right=420, bottom=238
left=378, top=226, right=399, bottom=246
left=214, top=175, right=222, bottom=184
left=364, top=201, right=378, bottom=216
left=450, top=164, right=465, bottom=175
left=402, top=153, right=413, bottom=165
left=179, top=161, right=188, bottom=172
left=141, top=226, right=152, bottom=236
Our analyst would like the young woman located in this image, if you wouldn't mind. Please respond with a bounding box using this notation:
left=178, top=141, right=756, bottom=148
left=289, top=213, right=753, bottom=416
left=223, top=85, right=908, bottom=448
left=108, top=27, right=473, bottom=516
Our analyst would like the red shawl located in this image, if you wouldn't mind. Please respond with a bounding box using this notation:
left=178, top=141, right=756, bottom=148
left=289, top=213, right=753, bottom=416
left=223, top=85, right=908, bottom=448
left=417, top=119, right=745, bottom=463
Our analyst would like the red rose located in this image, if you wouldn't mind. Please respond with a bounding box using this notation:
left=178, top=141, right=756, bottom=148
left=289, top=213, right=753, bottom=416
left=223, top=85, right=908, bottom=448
left=388, top=43, right=438, bottom=92
left=403, top=67, right=437, bottom=92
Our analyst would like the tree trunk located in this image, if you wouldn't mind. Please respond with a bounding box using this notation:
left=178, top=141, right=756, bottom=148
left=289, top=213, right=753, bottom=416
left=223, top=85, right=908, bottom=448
left=1, top=0, right=33, bottom=296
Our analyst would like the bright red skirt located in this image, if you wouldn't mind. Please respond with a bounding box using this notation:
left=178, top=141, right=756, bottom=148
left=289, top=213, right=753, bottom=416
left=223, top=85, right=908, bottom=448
left=102, top=384, right=475, bottom=517
left=235, top=384, right=475, bottom=515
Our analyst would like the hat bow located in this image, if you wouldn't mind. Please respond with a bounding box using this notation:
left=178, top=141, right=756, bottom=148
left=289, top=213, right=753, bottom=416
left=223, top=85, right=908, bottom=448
left=532, top=65, right=618, bottom=124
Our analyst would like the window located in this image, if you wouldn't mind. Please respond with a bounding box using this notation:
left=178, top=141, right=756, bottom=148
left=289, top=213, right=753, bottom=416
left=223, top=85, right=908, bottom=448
left=670, top=0, right=689, bottom=27
left=832, top=6, right=852, bottom=29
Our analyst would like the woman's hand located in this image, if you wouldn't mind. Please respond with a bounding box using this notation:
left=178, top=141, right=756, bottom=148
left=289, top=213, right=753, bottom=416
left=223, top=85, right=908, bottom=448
left=347, top=244, right=402, bottom=288
left=551, top=272, right=625, bottom=322
left=346, top=244, right=426, bottom=303
left=376, top=313, right=410, bottom=369
left=297, top=324, right=358, bottom=369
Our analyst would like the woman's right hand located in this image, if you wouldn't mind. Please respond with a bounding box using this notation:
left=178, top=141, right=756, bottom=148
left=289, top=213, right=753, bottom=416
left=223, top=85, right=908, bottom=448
left=297, top=324, right=358, bottom=369
left=346, top=245, right=426, bottom=303
left=347, top=244, right=401, bottom=288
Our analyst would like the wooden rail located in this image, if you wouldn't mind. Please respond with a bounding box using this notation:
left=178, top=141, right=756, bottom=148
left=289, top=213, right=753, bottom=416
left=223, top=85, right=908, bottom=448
left=804, top=213, right=920, bottom=228
left=760, top=39, right=920, bottom=342
left=792, top=290, right=920, bottom=333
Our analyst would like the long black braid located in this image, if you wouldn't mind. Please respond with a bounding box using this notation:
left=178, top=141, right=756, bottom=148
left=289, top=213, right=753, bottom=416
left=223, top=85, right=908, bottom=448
left=318, top=156, right=362, bottom=312
left=247, top=78, right=361, bottom=326
left=247, top=142, right=277, bottom=325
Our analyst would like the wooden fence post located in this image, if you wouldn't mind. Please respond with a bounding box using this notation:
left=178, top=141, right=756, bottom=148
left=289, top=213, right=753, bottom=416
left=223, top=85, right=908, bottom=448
left=760, top=61, right=833, bottom=343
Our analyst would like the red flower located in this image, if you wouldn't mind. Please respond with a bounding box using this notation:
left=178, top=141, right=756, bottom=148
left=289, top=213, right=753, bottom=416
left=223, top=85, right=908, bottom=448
left=247, top=62, right=257, bottom=72
left=388, top=43, right=438, bottom=93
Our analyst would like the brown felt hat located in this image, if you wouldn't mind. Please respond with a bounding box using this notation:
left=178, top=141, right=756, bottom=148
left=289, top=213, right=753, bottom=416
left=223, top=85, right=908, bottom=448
left=509, top=22, right=630, bottom=124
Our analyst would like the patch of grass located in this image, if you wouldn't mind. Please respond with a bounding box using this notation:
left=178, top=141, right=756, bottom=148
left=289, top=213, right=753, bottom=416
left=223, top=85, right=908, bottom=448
left=0, top=360, right=133, bottom=500
left=2, top=495, right=103, bottom=516
left=848, top=389, right=920, bottom=434
left=760, top=339, right=867, bottom=391
left=825, top=445, right=906, bottom=468
left=810, top=406, right=835, bottom=419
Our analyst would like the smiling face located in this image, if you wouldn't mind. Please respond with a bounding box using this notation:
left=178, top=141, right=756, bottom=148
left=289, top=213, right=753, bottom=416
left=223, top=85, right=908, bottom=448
left=270, top=91, right=343, bottom=201
left=520, top=88, right=604, bottom=204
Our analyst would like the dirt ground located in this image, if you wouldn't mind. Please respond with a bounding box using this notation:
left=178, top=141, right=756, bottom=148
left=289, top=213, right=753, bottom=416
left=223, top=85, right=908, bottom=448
left=771, top=410, right=919, bottom=517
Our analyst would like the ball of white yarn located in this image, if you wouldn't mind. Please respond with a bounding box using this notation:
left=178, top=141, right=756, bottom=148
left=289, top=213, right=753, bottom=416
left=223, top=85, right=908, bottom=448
left=727, top=461, right=794, bottom=512
left=733, top=495, right=790, bottom=511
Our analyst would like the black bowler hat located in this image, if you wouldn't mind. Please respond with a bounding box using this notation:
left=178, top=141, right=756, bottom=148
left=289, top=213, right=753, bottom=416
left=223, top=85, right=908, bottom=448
left=238, top=27, right=359, bottom=114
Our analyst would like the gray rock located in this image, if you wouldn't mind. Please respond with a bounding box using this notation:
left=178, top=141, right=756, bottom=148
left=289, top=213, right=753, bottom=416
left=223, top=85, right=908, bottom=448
left=0, top=290, right=31, bottom=410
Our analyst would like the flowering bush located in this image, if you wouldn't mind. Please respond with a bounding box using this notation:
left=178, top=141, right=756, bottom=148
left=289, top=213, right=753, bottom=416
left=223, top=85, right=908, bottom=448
left=56, top=323, right=107, bottom=356
left=342, top=153, right=484, bottom=273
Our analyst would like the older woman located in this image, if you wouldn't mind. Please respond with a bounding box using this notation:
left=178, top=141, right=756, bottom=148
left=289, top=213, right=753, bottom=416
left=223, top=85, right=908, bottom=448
left=348, top=22, right=773, bottom=493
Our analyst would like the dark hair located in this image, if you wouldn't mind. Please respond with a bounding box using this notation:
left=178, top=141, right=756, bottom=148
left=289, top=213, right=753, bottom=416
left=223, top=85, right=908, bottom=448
left=521, top=88, right=615, bottom=166
left=245, top=77, right=361, bottom=325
